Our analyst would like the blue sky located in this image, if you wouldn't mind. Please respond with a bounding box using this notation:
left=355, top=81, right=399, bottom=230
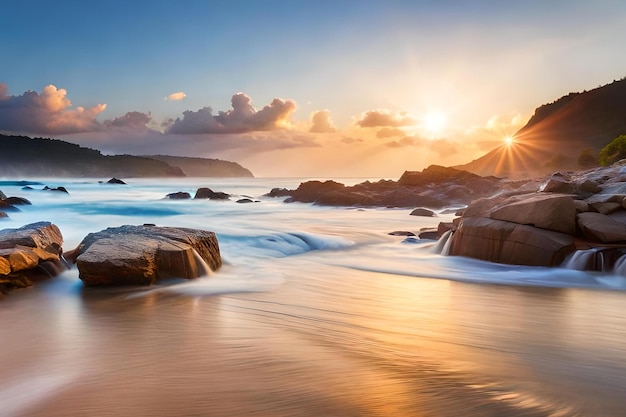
left=1, top=0, right=626, bottom=176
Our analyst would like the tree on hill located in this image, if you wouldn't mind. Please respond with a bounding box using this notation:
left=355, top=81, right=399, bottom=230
left=599, top=134, right=626, bottom=166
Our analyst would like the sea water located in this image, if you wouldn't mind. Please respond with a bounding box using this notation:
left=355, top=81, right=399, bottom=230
left=1, top=177, right=625, bottom=417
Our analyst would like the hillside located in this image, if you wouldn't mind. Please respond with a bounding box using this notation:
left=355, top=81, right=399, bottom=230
left=0, top=134, right=253, bottom=178
left=456, top=78, right=626, bottom=178
left=146, top=155, right=254, bottom=177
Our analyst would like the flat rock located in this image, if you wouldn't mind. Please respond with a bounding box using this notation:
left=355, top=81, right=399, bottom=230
left=74, top=225, right=221, bottom=286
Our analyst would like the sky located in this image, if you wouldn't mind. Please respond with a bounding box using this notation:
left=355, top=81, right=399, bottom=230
left=1, top=0, right=625, bottom=177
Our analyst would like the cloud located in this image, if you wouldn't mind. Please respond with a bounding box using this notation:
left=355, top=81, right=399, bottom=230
left=309, top=109, right=336, bottom=133
left=164, top=92, right=186, bottom=101
left=356, top=110, right=414, bottom=128
left=0, top=83, right=106, bottom=134
left=103, top=111, right=152, bottom=131
left=376, top=127, right=404, bottom=138
left=167, top=92, right=296, bottom=134
left=385, top=136, right=459, bottom=158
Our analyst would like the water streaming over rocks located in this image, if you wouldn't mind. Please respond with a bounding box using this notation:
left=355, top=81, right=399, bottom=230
left=1, top=177, right=626, bottom=416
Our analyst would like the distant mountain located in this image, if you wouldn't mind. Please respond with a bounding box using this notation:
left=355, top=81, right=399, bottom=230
left=456, top=78, right=626, bottom=178
left=0, top=134, right=253, bottom=178
left=146, top=155, right=254, bottom=178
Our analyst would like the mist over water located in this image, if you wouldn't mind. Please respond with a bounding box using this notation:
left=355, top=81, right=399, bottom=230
left=1, top=177, right=626, bottom=416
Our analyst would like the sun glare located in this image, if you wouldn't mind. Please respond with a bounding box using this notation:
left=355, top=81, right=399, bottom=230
left=423, top=112, right=447, bottom=135
left=504, top=136, right=514, bottom=145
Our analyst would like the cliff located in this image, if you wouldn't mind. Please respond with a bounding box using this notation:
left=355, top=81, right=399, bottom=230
left=456, top=77, right=626, bottom=178
left=145, top=155, right=254, bottom=177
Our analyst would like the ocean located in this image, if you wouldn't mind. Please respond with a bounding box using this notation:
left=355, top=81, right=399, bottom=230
left=1, top=177, right=625, bottom=417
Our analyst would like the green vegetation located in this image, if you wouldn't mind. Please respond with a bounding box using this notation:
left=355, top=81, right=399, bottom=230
left=599, top=134, right=626, bottom=166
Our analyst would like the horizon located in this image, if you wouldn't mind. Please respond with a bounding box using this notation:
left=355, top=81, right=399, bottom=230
left=2, top=0, right=626, bottom=177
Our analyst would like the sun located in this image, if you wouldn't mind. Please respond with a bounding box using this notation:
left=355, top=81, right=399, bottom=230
left=422, top=112, right=447, bottom=136
left=504, top=136, right=515, bottom=145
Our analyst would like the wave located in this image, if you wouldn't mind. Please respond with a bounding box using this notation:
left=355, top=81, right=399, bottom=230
left=220, top=231, right=355, bottom=258
left=331, top=247, right=626, bottom=291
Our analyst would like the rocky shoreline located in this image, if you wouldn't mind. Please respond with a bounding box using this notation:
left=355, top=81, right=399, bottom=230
left=4, top=164, right=626, bottom=295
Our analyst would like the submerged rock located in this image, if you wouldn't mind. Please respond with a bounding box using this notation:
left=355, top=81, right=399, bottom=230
left=410, top=208, right=436, bottom=217
left=0, top=222, right=65, bottom=293
left=72, top=225, right=221, bottom=286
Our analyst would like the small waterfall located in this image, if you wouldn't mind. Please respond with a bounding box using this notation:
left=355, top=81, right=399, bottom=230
left=613, top=255, right=626, bottom=276
left=192, top=249, right=212, bottom=277
left=562, top=249, right=602, bottom=271
left=432, top=230, right=453, bottom=255
left=562, top=248, right=626, bottom=273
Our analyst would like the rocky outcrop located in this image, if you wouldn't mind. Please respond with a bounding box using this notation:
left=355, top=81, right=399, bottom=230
left=71, top=225, right=221, bottom=286
left=0, top=222, right=65, bottom=293
left=446, top=164, right=626, bottom=270
left=283, top=166, right=503, bottom=208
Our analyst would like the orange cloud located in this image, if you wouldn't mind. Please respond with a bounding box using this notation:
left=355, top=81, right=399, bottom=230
left=309, top=110, right=336, bottom=133
left=356, top=110, right=414, bottom=128
left=0, top=83, right=106, bottom=134
left=376, top=127, right=404, bottom=138
left=167, top=92, right=296, bottom=134
left=164, top=92, right=187, bottom=101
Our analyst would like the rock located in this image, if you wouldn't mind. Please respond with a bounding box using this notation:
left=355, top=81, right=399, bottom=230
left=489, top=193, right=576, bottom=234
left=418, top=231, right=439, bottom=240
left=0, top=212, right=7, bottom=219
left=106, top=177, right=127, bottom=185
left=410, top=208, right=436, bottom=217
left=236, top=198, right=255, bottom=204
left=21, top=186, right=34, bottom=191
left=0, top=222, right=65, bottom=293
left=0, top=200, right=19, bottom=212
left=315, top=190, right=376, bottom=206
left=449, top=217, right=575, bottom=267
left=266, top=188, right=292, bottom=197
left=285, top=180, right=346, bottom=203
left=194, top=187, right=230, bottom=200
left=3, top=196, right=31, bottom=205
left=543, top=175, right=576, bottom=193
left=590, top=201, right=621, bottom=215
left=577, top=212, right=626, bottom=243
left=438, top=222, right=454, bottom=236
left=576, top=179, right=601, bottom=194
left=43, top=186, right=69, bottom=193
left=389, top=231, right=416, bottom=236
left=0, top=190, right=5, bottom=199
left=165, top=191, right=191, bottom=199
left=73, top=225, right=221, bottom=286
left=573, top=200, right=590, bottom=212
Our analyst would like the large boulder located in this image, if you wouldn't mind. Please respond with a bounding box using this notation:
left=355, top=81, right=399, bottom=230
left=449, top=217, right=575, bottom=267
left=489, top=193, right=577, bottom=234
left=73, top=225, right=221, bottom=286
left=0, top=222, right=65, bottom=293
